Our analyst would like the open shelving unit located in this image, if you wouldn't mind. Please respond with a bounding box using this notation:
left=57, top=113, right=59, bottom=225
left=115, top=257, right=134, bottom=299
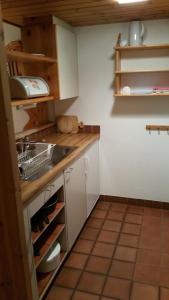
left=30, top=186, right=67, bottom=299
left=34, top=223, right=65, bottom=268
left=7, top=50, right=58, bottom=108
left=114, top=42, right=169, bottom=97
left=7, top=23, right=60, bottom=135
left=32, top=203, right=65, bottom=244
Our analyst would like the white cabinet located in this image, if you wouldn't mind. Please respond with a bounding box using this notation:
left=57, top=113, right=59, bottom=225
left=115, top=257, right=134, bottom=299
left=64, top=155, right=87, bottom=250
left=85, top=141, right=100, bottom=217
left=53, top=17, right=78, bottom=100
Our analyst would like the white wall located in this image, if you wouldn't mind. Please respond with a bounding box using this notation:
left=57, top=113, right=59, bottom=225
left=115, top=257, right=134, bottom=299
left=3, top=22, right=30, bottom=134
left=63, top=19, right=169, bottom=202
left=3, top=22, right=21, bottom=45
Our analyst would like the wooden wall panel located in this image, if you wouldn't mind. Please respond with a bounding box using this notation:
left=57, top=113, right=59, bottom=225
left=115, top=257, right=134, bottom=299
left=24, top=103, right=49, bottom=130
left=0, top=6, right=33, bottom=300
left=1, top=0, right=169, bottom=27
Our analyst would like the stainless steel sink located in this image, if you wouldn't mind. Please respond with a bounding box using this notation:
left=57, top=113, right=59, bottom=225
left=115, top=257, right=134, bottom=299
left=51, top=144, right=77, bottom=165
left=16, top=142, right=77, bottom=181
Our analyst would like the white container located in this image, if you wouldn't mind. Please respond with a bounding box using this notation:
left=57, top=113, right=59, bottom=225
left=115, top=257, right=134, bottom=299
left=10, top=76, right=50, bottom=99
left=37, top=243, right=61, bottom=273
left=122, top=86, right=131, bottom=95
left=129, top=21, right=145, bottom=46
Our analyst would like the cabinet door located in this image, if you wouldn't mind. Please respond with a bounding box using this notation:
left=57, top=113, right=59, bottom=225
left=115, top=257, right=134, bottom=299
left=85, top=141, right=100, bottom=217
left=54, top=18, right=78, bottom=100
left=64, top=156, right=86, bottom=250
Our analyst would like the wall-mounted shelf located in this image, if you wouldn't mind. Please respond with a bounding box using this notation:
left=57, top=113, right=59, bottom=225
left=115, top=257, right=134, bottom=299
left=114, top=40, right=169, bottom=96
left=115, top=44, right=169, bottom=51
left=115, top=94, right=169, bottom=97
left=11, top=96, right=55, bottom=107
left=115, top=70, right=169, bottom=74
left=6, top=50, right=57, bottom=64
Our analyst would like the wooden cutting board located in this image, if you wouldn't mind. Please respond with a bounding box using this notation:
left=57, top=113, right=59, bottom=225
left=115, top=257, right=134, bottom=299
left=56, top=115, right=83, bottom=134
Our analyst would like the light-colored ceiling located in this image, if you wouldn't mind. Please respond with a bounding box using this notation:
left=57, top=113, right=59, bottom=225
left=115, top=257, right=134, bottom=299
left=2, top=0, right=169, bottom=27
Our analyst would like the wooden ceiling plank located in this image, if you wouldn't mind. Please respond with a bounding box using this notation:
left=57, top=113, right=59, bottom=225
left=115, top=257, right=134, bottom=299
left=3, top=3, right=168, bottom=19
left=2, top=0, right=116, bottom=10
left=1, top=0, right=169, bottom=27
left=1, top=0, right=166, bottom=13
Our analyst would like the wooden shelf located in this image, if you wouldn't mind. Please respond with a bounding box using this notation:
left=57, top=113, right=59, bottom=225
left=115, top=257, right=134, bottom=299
left=6, top=50, right=57, bottom=64
left=11, top=96, right=55, bottom=107
left=115, top=44, right=169, bottom=51
left=114, top=41, right=169, bottom=95
left=115, top=70, right=169, bottom=74
left=32, top=203, right=65, bottom=244
left=115, top=94, right=169, bottom=97
left=34, top=224, right=65, bottom=269
left=15, top=122, right=55, bottom=140
left=37, top=252, right=67, bottom=299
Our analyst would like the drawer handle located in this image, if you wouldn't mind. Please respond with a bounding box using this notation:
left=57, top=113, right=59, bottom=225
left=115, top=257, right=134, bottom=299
left=43, top=188, right=51, bottom=192
left=48, top=184, right=55, bottom=188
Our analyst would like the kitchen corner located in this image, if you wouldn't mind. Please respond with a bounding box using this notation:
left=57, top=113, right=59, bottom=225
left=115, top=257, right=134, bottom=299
left=21, top=124, right=100, bottom=299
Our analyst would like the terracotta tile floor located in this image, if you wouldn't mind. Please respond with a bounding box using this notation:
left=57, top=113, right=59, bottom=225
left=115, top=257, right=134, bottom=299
left=46, top=199, right=169, bottom=300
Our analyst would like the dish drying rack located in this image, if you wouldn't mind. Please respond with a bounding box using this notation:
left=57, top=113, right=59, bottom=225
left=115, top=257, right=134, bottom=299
left=17, top=142, right=55, bottom=180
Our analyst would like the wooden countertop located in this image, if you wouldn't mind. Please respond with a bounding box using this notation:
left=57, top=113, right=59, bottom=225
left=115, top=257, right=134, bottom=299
left=21, top=132, right=99, bottom=206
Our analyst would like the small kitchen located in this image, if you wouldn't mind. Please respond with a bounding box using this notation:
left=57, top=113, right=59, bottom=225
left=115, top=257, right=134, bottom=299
left=1, top=1, right=169, bottom=300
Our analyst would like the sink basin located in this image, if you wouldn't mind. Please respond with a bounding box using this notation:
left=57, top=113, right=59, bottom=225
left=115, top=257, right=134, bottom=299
left=51, top=144, right=77, bottom=165
left=17, top=142, right=77, bottom=181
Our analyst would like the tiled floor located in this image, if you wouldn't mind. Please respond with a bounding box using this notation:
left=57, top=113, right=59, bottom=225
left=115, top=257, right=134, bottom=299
left=45, top=199, right=169, bottom=300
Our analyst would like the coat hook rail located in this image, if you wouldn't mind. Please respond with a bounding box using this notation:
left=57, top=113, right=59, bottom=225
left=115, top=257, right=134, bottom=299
left=146, top=125, right=169, bottom=131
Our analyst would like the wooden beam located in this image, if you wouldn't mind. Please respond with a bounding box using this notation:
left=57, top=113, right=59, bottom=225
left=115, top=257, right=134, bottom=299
left=0, top=6, right=33, bottom=300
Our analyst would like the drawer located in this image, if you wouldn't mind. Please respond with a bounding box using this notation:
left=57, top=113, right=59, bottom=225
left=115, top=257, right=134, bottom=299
left=29, top=191, right=46, bottom=218
left=44, top=173, right=64, bottom=203
left=28, top=173, right=64, bottom=218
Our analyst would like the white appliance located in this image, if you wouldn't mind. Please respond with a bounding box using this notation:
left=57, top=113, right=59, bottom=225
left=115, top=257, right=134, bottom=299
left=37, top=243, right=61, bottom=273
left=10, top=76, right=50, bottom=99
left=129, top=21, right=145, bottom=46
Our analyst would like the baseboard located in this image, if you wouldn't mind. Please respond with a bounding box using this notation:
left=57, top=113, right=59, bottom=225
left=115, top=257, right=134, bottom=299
left=100, top=194, right=169, bottom=209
